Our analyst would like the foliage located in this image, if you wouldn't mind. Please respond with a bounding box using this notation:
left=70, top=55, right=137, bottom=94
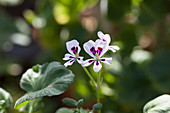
left=57, top=97, right=102, bottom=113
left=143, top=94, right=170, bottom=113
left=0, top=0, right=170, bottom=113
left=14, top=62, right=74, bottom=112
left=0, top=88, right=13, bottom=113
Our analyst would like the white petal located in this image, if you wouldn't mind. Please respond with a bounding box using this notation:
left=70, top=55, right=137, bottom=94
left=95, top=39, right=109, bottom=57
left=108, top=48, right=116, bottom=52
left=97, top=31, right=104, bottom=39
left=97, top=31, right=111, bottom=44
left=66, top=40, right=81, bottom=55
left=83, top=40, right=95, bottom=58
left=100, top=57, right=112, bottom=65
left=82, top=58, right=95, bottom=67
left=64, top=59, right=75, bottom=67
left=109, top=46, right=120, bottom=53
left=103, top=34, right=111, bottom=44
left=63, top=53, right=75, bottom=60
left=77, top=56, right=84, bottom=64
left=110, top=45, right=120, bottom=50
left=93, top=61, right=102, bottom=72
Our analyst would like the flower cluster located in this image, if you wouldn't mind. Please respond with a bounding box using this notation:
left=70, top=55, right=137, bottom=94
left=63, top=31, right=119, bottom=72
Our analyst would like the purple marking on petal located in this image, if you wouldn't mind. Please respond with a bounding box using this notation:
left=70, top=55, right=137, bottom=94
left=88, top=60, right=94, bottom=63
left=78, top=58, right=80, bottom=60
left=69, top=56, right=74, bottom=58
left=96, top=61, right=99, bottom=66
left=70, top=60, right=74, bottom=63
left=100, top=59, right=105, bottom=61
left=90, top=47, right=96, bottom=56
left=102, top=39, right=106, bottom=42
left=76, top=47, right=78, bottom=53
left=71, top=46, right=75, bottom=50
left=97, top=47, right=103, bottom=55
left=71, top=46, right=79, bottom=54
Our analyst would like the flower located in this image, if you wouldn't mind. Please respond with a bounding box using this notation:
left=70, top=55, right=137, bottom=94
left=97, top=31, right=120, bottom=52
left=63, top=40, right=83, bottom=67
left=82, top=39, right=112, bottom=72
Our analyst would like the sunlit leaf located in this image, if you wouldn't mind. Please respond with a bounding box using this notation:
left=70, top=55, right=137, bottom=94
left=14, top=61, right=75, bottom=109
left=143, top=94, right=170, bottom=113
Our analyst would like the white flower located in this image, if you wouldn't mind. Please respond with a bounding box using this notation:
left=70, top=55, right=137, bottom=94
left=97, top=31, right=120, bottom=52
left=63, top=40, right=83, bottom=67
left=82, top=40, right=112, bottom=72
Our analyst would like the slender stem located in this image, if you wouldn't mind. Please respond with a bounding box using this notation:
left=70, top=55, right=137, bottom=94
left=82, top=67, right=97, bottom=87
left=96, top=71, right=101, bottom=113
left=29, top=98, right=37, bottom=113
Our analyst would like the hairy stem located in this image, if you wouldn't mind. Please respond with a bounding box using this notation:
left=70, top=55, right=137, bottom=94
left=82, top=67, right=97, bottom=87
left=96, top=71, right=101, bottom=113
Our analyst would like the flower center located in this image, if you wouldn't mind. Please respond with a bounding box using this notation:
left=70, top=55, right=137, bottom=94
left=90, top=47, right=103, bottom=57
left=71, top=46, right=78, bottom=55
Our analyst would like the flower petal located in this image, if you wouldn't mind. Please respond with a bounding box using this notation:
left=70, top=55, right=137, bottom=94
left=100, top=57, right=112, bottom=65
left=66, top=40, right=81, bottom=55
left=63, top=53, right=75, bottom=60
left=109, top=46, right=120, bottom=53
left=95, top=39, right=109, bottom=57
left=93, top=61, right=102, bottom=72
left=97, top=31, right=104, bottom=39
left=103, top=34, right=111, bottom=44
left=97, top=31, right=111, bottom=44
left=83, top=40, right=96, bottom=58
left=64, top=59, right=75, bottom=67
left=82, top=58, right=95, bottom=67
left=77, top=56, right=84, bottom=64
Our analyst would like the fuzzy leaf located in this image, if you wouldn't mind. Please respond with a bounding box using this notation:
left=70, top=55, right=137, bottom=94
left=0, top=88, right=13, bottom=108
left=62, top=98, right=77, bottom=106
left=77, top=99, right=83, bottom=109
left=14, top=62, right=74, bottom=109
left=143, top=94, right=170, bottom=113
left=92, top=103, right=102, bottom=111
left=55, top=107, right=74, bottom=113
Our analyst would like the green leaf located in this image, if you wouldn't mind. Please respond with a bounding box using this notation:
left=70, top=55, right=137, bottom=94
left=0, top=88, right=13, bottom=108
left=77, top=99, right=83, bottom=109
left=143, top=94, right=170, bottom=113
left=14, top=61, right=75, bottom=109
left=55, top=107, right=74, bottom=113
left=92, top=103, right=102, bottom=111
left=62, top=98, right=77, bottom=106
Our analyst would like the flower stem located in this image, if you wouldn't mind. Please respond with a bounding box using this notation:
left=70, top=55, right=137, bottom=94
left=96, top=71, right=101, bottom=113
left=82, top=67, right=97, bottom=87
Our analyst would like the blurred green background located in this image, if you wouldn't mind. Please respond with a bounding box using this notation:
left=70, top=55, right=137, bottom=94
left=0, top=0, right=170, bottom=112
